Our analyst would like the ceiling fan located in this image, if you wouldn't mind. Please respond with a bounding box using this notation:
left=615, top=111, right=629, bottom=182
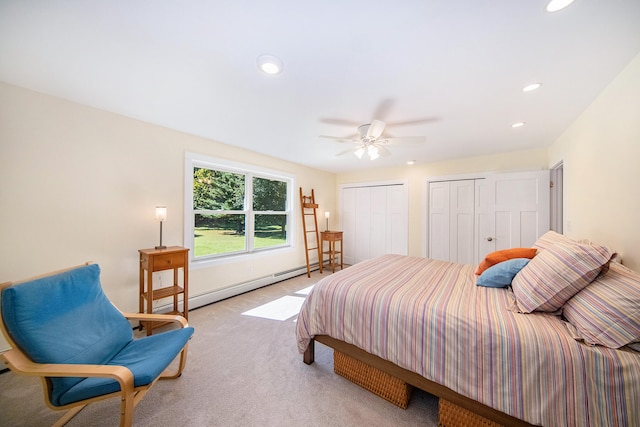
left=320, top=119, right=426, bottom=160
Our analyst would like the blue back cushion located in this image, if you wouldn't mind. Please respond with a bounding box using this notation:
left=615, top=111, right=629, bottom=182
left=1, top=264, right=133, bottom=399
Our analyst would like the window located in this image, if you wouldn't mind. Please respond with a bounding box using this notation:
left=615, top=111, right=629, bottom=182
left=185, top=153, right=294, bottom=263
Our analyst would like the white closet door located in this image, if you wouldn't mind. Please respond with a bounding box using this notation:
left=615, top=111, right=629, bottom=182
left=450, top=180, right=476, bottom=265
left=476, top=170, right=550, bottom=264
left=428, top=180, right=476, bottom=264
left=353, top=187, right=372, bottom=264
left=370, top=186, right=388, bottom=259
left=341, top=184, right=408, bottom=265
left=387, top=185, right=408, bottom=255
left=429, top=170, right=550, bottom=265
left=428, top=181, right=451, bottom=261
left=342, top=187, right=357, bottom=265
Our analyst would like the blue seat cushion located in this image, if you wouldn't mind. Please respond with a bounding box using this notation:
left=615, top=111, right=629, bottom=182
left=1, top=264, right=194, bottom=406
left=56, top=326, right=194, bottom=406
left=2, top=264, right=133, bottom=365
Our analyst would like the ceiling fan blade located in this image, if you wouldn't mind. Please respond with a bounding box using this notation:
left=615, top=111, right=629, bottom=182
left=367, top=120, right=386, bottom=139
left=319, top=135, right=360, bottom=143
left=371, top=99, right=395, bottom=121
left=386, top=117, right=439, bottom=127
left=378, top=145, right=392, bottom=157
left=384, top=136, right=426, bottom=145
left=320, top=118, right=362, bottom=127
left=336, top=147, right=360, bottom=156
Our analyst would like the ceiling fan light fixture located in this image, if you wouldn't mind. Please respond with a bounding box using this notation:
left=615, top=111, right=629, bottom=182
left=367, top=145, right=380, bottom=160
left=354, top=147, right=365, bottom=159
left=257, top=54, right=283, bottom=75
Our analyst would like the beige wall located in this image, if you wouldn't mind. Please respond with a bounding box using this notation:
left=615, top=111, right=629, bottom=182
left=549, top=53, right=640, bottom=271
left=0, top=83, right=335, bottom=338
left=336, top=148, right=549, bottom=257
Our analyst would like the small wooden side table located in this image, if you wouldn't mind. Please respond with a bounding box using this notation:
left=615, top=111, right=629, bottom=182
left=139, top=246, right=189, bottom=336
left=321, top=231, right=343, bottom=273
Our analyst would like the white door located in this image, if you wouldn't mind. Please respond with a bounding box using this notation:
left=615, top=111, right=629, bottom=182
left=428, top=171, right=550, bottom=265
left=428, top=181, right=451, bottom=261
left=341, top=183, right=408, bottom=265
left=428, top=179, right=477, bottom=264
left=450, top=180, right=476, bottom=265
left=475, top=170, right=550, bottom=264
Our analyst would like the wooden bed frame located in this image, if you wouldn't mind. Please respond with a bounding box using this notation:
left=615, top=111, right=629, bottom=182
left=303, top=335, right=535, bottom=427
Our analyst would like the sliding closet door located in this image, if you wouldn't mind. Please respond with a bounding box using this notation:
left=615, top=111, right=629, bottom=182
left=341, top=183, right=408, bottom=265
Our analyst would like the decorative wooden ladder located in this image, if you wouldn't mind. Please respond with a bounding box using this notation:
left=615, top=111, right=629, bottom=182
left=299, top=188, right=322, bottom=277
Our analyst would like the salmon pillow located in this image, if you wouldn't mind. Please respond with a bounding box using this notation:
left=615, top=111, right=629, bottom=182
left=475, top=248, right=538, bottom=275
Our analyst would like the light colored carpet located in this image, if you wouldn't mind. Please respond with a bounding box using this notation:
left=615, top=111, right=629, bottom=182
left=0, top=270, right=439, bottom=426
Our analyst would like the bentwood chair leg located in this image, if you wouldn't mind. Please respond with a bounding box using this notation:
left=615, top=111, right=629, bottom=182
left=52, top=404, right=87, bottom=427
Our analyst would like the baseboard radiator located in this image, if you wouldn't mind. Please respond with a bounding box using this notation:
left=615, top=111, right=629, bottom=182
left=154, top=262, right=320, bottom=313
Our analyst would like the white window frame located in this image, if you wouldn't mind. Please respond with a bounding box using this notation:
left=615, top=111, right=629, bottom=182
left=184, top=152, right=295, bottom=268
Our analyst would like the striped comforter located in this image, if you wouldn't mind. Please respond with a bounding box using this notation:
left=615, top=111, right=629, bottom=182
left=296, top=254, right=640, bottom=426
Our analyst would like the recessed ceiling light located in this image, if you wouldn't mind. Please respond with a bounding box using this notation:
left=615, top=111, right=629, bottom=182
left=257, top=54, right=283, bottom=75
left=406, top=160, right=416, bottom=165
left=512, top=122, right=526, bottom=128
left=546, top=0, right=575, bottom=12
left=522, top=83, right=542, bottom=92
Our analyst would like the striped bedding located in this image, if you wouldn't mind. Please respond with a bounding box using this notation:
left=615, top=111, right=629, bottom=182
left=296, top=254, right=640, bottom=426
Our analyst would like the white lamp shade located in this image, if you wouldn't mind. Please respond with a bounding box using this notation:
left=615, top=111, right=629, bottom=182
left=325, top=211, right=330, bottom=219
left=155, top=206, right=167, bottom=221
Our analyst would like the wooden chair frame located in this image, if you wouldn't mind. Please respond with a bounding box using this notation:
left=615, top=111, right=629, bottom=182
left=0, top=263, right=192, bottom=427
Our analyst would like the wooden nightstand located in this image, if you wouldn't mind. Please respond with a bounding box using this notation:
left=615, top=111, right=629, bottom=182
left=139, top=246, right=189, bottom=335
left=321, top=231, right=343, bottom=273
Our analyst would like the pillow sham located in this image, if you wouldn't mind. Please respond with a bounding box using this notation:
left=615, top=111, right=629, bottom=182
left=532, top=230, right=577, bottom=252
left=475, top=247, right=537, bottom=275
left=563, top=262, right=640, bottom=348
left=511, top=241, right=613, bottom=313
left=477, top=258, right=530, bottom=288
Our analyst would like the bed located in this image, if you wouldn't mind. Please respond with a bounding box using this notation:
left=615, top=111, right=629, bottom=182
left=296, top=232, right=640, bottom=426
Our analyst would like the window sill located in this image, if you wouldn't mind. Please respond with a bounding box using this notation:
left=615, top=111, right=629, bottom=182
left=189, top=245, right=295, bottom=270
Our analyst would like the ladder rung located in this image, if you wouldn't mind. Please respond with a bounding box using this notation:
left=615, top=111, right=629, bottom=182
left=303, top=203, right=319, bottom=208
left=307, top=247, right=318, bottom=251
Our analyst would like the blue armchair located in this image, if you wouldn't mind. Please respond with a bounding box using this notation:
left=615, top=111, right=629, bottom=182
left=0, top=263, right=194, bottom=426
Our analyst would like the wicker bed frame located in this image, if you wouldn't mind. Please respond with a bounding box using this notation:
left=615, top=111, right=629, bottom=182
left=303, top=335, right=535, bottom=427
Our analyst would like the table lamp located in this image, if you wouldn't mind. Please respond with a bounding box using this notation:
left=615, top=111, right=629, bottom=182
left=155, top=206, right=167, bottom=249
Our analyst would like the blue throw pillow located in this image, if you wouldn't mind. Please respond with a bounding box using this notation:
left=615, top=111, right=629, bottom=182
left=476, top=258, right=530, bottom=288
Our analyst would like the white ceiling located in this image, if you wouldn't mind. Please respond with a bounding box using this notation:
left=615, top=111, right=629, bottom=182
left=1, top=1, right=639, bottom=173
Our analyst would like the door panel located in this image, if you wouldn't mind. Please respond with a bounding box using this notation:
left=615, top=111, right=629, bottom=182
left=341, top=183, right=408, bottom=265
left=450, top=181, right=475, bottom=264
left=354, top=187, right=371, bottom=264
left=342, top=188, right=356, bottom=265
left=428, top=182, right=451, bottom=261
left=370, top=187, right=387, bottom=259
left=387, top=185, right=408, bottom=255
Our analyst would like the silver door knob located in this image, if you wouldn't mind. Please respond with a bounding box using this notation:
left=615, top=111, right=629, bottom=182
left=486, top=237, right=493, bottom=241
